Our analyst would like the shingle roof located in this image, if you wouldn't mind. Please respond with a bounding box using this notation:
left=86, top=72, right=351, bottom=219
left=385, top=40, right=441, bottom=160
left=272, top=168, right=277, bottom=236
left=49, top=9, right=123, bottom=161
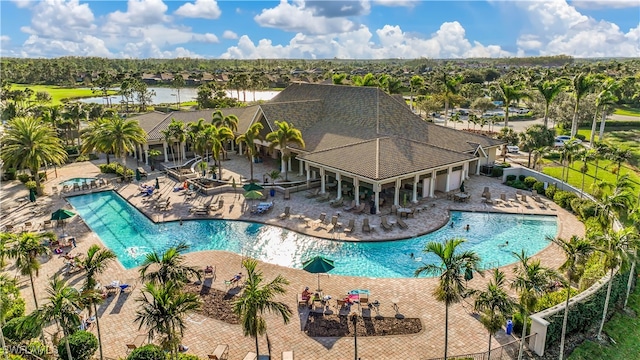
left=300, top=137, right=474, bottom=181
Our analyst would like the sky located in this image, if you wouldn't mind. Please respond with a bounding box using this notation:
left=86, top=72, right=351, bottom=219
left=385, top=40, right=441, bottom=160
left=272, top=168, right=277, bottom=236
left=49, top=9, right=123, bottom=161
left=0, top=0, right=638, bottom=59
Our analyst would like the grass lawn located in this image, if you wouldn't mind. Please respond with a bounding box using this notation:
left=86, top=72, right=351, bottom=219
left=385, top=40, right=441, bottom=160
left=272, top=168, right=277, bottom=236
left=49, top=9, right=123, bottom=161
left=613, top=106, right=640, bottom=117
left=11, top=84, right=116, bottom=105
left=568, top=285, right=640, bottom=360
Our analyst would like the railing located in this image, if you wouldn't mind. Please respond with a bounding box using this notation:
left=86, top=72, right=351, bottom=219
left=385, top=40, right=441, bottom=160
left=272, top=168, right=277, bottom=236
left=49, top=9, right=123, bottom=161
left=425, top=333, right=536, bottom=360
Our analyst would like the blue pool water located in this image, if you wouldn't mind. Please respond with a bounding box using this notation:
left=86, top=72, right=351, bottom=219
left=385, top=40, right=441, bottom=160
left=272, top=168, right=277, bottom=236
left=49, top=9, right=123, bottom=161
left=67, top=191, right=558, bottom=278
left=59, top=178, right=97, bottom=187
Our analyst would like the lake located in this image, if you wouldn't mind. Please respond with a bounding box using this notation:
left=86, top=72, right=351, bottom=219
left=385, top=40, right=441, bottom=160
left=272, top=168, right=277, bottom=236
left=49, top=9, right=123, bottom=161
left=78, top=87, right=279, bottom=105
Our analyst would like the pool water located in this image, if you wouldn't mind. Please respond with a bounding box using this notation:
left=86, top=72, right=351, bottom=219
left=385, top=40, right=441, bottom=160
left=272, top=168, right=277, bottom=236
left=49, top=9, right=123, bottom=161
left=67, top=191, right=558, bottom=278
left=59, top=178, right=97, bottom=187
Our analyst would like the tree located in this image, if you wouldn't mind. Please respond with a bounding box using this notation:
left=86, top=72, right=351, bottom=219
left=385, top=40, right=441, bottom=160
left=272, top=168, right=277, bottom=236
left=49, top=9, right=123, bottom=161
left=470, top=97, right=496, bottom=118
left=134, top=281, right=201, bottom=359
left=570, top=73, right=596, bottom=137
left=139, top=243, right=201, bottom=286
left=7, top=232, right=53, bottom=309
left=101, top=116, right=146, bottom=180
left=518, top=124, right=554, bottom=168
left=534, top=79, right=567, bottom=128
left=559, top=140, right=581, bottom=185
left=171, top=75, right=185, bottom=110
left=409, top=75, right=424, bottom=111
left=473, top=269, right=514, bottom=360
left=546, top=235, right=594, bottom=360
left=510, top=251, right=558, bottom=360
left=415, top=238, right=482, bottom=360
left=595, top=227, right=638, bottom=340
left=233, top=259, right=291, bottom=357
left=79, top=245, right=116, bottom=360
left=595, top=187, right=634, bottom=229
left=1, top=117, right=67, bottom=194
left=209, top=125, right=234, bottom=180
left=236, top=122, right=264, bottom=182
left=266, top=121, right=305, bottom=181
left=591, top=79, right=618, bottom=143
left=80, top=118, right=111, bottom=160
left=63, top=102, right=87, bottom=147
left=212, top=111, right=238, bottom=158
left=609, top=147, right=632, bottom=183
left=496, top=81, right=529, bottom=128
left=592, top=142, right=610, bottom=188
left=441, top=73, right=463, bottom=127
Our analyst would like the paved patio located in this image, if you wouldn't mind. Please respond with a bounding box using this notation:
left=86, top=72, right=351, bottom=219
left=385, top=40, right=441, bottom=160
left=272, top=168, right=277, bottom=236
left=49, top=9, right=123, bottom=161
left=0, top=155, right=584, bottom=360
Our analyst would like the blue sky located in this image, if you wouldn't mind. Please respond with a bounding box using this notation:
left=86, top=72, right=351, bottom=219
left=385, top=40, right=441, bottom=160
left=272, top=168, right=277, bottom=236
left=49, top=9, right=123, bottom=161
left=1, top=0, right=638, bottom=59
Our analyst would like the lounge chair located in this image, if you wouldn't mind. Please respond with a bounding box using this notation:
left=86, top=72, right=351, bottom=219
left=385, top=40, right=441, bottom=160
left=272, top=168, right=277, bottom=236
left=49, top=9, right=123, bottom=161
left=391, top=205, right=398, bottom=215
left=380, top=216, right=392, bottom=231
left=208, top=344, right=229, bottom=360
left=43, top=220, right=52, bottom=229
left=305, top=188, right=320, bottom=198
left=282, top=351, right=294, bottom=360
left=316, top=193, right=331, bottom=202
left=278, top=206, right=290, bottom=219
left=329, top=197, right=343, bottom=208
left=242, top=352, right=257, bottom=360
left=284, top=189, right=290, bottom=200
left=343, top=219, right=355, bottom=234
left=203, top=265, right=216, bottom=278
left=397, top=218, right=408, bottom=229
left=327, top=215, right=341, bottom=232
left=343, top=200, right=356, bottom=211
left=313, top=213, right=327, bottom=229
left=362, top=218, right=371, bottom=233
left=352, top=203, right=365, bottom=214
left=137, top=167, right=148, bottom=178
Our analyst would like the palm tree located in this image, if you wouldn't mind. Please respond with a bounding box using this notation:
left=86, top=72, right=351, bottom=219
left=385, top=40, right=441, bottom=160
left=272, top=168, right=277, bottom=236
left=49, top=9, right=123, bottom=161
left=233, top=258, right=291, bottom=357
left=212, top=112, right=238, bottom=159
left=592, top=142, right=610, bottom=187
left=546, top=236, right=595, bottom=360
left=577, top=149, right=595, bottom=197
left=559, top=140, right=581, bottom=185
left=135, top=281, right=201, bottom=358
left=236, top=123, right=264, bottom=182
left=595, top=227, right=638, bottom=340
left=473, top=269, right=514, bottom=360
left=266, top=121, right=305, bottom=181
left=409, top=75, right=424, bottom=111
left=139, top=243, right=201, bottom=286
left=210, top=125, right=235, bottom=180
left=535, top=79, right=567, bottom=128
left=1, top=117, right=67, bottom=194
left=610, top=148, right=632, bottom=183
left=591, top=79, right=618, bottom=144
left=510, top=250, right=558, bottom=360
left=166, top=119, right=187, bottom=163
left=415, top=238, right=482, bottom=360
left=101, top=116, right=146, bottom=180
left=63, top=102, right=87, bottom=147
left=7, top=232, right=53, bottom=309
left=0, top=232, right=15, bottom=269
left=35, top=275, right=82, bottom=360
left=497, top=82, right=529, bottom=128
left=441, top=73, right=463, bottom=127
left=595, top=188, right=634, bottom=229
left=570, top=73, right=596, bottom=137
left=80, top=118, right=111, bottom=160
left=79, top=245, right=116, bottom=360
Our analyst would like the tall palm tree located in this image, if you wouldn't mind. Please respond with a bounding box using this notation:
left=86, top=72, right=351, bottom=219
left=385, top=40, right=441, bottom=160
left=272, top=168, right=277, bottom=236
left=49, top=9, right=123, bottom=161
left=63, top=102, right=87, bottom=147
left=570, top=73, right=596, bottom=137
left=79, top=245, right=116, bottom=360
left=441, top=73, right=463, bottom=127
left=595, top=188, right=634, bottom=229
left=591, top=79, right=618, bottom=144
left=34, top=275, right=82, bottom=360
left=233, top=258, right=291, bottom=357
left=535, top=79, right=566, bottom=128
left=415, top=238, right=482, bottom=360
left=592, top=142, right=610, bottom=187
left=80, top=118, right=111, bottom=159
left=212, top=112, right=239, bottom=158
left=510, top=250, right=558, bottom=360
left=266, top=121, right=305, bottom=181
left=559, top=140, right=581, bottom=185
left=236, top=122, right=264, bottom=182
left=610, top=148, right=632, bottom=183
left=135, top=281, right=201, bottom=359
left=210, top=126, right=235, bottom=180
left=101, top=116, right=146, bottom=180
left=546, top=236, right=595, bottom=360
left=166, top=119, right=187, bottom=163
left=1, top=117, right=67, bottom=194
left=139, top=243, right=201, bottom=286
left=595, top=227, right=638, bottom=340
left=497, top=82, right=529, bottom=128
left=577, top=149, right=595, bottom=197
left=7, top=232, right=53, bottom=309
left=409, top=75, right=424, bottom=111
left=473, top=269, right=514, bottom=360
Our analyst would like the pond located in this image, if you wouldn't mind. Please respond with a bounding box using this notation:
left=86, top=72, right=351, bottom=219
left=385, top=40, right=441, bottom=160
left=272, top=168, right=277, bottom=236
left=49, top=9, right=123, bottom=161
left=77, top=88, right=279, bottom=105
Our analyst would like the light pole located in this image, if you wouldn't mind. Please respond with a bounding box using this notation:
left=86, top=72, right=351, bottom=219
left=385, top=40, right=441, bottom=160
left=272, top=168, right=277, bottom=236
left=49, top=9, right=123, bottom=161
left=351, top=312, right=359, bottom=360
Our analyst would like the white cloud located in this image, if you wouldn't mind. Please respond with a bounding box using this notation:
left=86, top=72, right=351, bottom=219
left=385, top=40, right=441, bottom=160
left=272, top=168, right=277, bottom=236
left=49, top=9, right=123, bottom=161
left=106, top=0, right=169, bottom=26
left=572, top=0, right=640, bottom=9
left=223, top=30, right=238, bottom=40
left=21, top=34, right=112, bottom=58
left=1, top=35, right=10, bottom=43
left=254, top=0, right=358, bottom=35
left=515, top=0, right=640, bottom=57
left=118, top=38, right=203, bottom=58
left=175, top=0, right=221, bottom=19
left=10, top=0, right=32, bottom=8
left=374, top=0, right=417, bottom=7
left=303, top=1, right=371, bottom=17
left=20, top=0, right=96, bottom=42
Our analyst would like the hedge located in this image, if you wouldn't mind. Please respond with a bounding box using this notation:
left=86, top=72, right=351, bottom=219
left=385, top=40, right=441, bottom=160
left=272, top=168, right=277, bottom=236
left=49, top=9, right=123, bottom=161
left=57, top=331, right=98, bottom=360
left=126, top=344, right=165, bottom=360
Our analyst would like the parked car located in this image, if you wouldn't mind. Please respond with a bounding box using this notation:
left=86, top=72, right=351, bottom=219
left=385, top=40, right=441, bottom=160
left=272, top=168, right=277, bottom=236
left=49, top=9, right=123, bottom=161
left=554, top=135, right=582, bottom=147
left=506, top=145, right=519, bottom=153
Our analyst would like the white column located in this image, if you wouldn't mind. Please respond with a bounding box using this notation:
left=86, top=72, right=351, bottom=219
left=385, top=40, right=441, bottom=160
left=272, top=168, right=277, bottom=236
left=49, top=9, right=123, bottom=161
left=306, top=165, right=311, bottom=182
left=312, top=170, right=317, bottom=179
left=354, top=178, right=360, bottom=206
left=336, top=173, right=342, bottom=199
left=422, top=178, right=429, bottom=198
left=412, top=174, right=419, bottom=203
left=238, top=142, right=243, bottom=156
left=181, top=143, right=186, bottom=161
left=163, top=142, right=169, bottom=162
left=298, top=159, right=304, bottom=176
left=445, top=167, right=451, bottom=192
left=320, top=168, right=326, bottom=194
left=463, top=162, right=469, bottom=180
left=145, top=149, right=149, bottom=165
left=374, top=184, right=380, bottom=214
left=476, top=161, right=481, bottom=175
left=430, top=171, right=436, bottom=197
left=460, top=166, right=465, bottom=185
left=280, top=151, right=286, bottom=174
left=288, top=157, right=292, bottom=175
left=394, top=178, right=401, bottom=206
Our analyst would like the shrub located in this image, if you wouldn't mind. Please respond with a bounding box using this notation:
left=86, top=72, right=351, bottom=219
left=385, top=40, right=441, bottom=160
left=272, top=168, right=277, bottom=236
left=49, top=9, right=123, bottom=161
left=38, top=172, right=47, bottom=181
left=518, top=175, right=526, bottom=182
left=575, top=133, right=586, bottom=141
left=17, top=174, right=31, bottom=183
left=491, top=167, right=504, bottom=177
left=512, top=312, right=531, bottom=336
left=126, top=345, right=165, bottom=360
left=4, top=296, right=26, bottom=322
left=569, top=198, right=585, bottom=215
left=24, top=181, right=37, bottom=191
left=533, top=181, right=545, bottom=195
left=523, top=176, right=537, bottom=189
left=65, top=145, right=79, bottom=155
left=2, top=316, right=40, bottom=342
left=75, top=155, right=90, bottom=162
left=57, top=331, right=98, bottom=360
left=553, top=190, right=578, bottom=210
left=89, top=153, right=99, bottom=160
left=176, top=354, right=201, bottom=360
left=545, top=185, right=558, bottom=199
left=534, top=288, right=579, bottom=312
left=506, top=174, right=517, bottom=182
left=544, top=152, right=561, bottom=161
left=510, top=180, right=528, bottom=190
left=4, top=168, right=17, bottom=180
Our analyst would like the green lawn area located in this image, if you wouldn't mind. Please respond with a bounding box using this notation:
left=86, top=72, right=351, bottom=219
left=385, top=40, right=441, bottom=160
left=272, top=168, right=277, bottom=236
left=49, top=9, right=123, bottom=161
left=613, top=106, right=640, bottom=117
left=568, top=285, right=640, bottom=360
left=11, top=84, right=116, bottom=105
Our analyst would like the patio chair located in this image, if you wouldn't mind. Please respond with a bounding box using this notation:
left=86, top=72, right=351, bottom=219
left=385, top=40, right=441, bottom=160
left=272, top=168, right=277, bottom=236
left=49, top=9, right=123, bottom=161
left=3, top=224, right=14, bottom=233
left=278, top=206, right=290, bottom=219
left=343, top=219, right=355, bottom=234
left=23, top=222, right=32, bottom=231
left=43, top=220, right=52, bottom=229
left=397, top=218, right=408, bottom=230
left=203, top=265, right=216, bottom=278
left=282, top=351, right=294, bottom=360
left=313, top=213, right=327, bottom=229
left=362, top=218, right=371, bottom=233
left=380, top=216, right=392, bottom=231
left=327, top=215, right=341, bottom=232
left=284, top=189, right=290, bottom=200
left=208, top=344, right=229, bottom=360
left=329, top=197, right=343, bottom=208
left=352, top=203, right=365, bottom=214
left=343, top=200, right=356, bottom=211
left=316, top=192, right=331, bottom=202
left=391, top=205, right=398, bottom=215
left=305, top=188, right=320, bottom=198
left=242, top=352, right=257, bottom=360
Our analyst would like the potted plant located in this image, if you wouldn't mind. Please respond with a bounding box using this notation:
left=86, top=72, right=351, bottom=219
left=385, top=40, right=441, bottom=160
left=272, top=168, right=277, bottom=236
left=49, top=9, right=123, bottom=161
left=148, top=149, right=161, bottom=171
left=267, top=170, right=281, bottom=197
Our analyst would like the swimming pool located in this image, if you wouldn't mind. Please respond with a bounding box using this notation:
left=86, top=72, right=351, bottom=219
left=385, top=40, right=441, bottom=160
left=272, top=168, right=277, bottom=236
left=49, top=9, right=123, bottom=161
left=67, top=191, right=558, bottom=278
left=59, top=178, right=97, bottom=187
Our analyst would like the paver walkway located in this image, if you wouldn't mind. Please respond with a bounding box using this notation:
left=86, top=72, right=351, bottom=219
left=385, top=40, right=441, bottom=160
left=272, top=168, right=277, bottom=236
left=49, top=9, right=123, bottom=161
left=0, top=155, right=584, bottom=360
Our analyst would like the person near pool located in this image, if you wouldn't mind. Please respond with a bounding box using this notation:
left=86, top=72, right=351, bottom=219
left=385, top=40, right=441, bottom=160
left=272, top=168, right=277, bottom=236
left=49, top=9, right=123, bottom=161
left=450, top=221, right=455, bottom=228
left=465, top=224, right=470, bottom=231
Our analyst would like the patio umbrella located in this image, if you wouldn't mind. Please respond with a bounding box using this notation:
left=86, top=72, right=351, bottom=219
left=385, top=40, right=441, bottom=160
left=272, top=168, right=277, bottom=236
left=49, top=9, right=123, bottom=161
left=155, top=177, right=160, bottom=189
left=135, top=168, right=141, bottom=182
left=459, top=181, right=465, bottom=193
left=244, top=190, right=263, bottom=200
left=29, top=188, right=36, bottom=203
left=302, top=256, right=335, bottom=291
left=51, top=209, right=76, bottom=232
left=243, top=182, right=264, bottom=192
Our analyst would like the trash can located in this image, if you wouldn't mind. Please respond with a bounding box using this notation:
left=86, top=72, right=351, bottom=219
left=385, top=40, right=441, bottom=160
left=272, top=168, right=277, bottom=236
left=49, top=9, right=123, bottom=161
left=506, top=319, right=513, bottom=335
left=270, top=189, right=276, bottom=197
left=369, top=201, right=376, bottom=214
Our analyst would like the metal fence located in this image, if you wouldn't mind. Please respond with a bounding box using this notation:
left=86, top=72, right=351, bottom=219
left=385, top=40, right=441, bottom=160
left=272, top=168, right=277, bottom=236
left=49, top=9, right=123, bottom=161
left=426, top=333, right=536, bottom=360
